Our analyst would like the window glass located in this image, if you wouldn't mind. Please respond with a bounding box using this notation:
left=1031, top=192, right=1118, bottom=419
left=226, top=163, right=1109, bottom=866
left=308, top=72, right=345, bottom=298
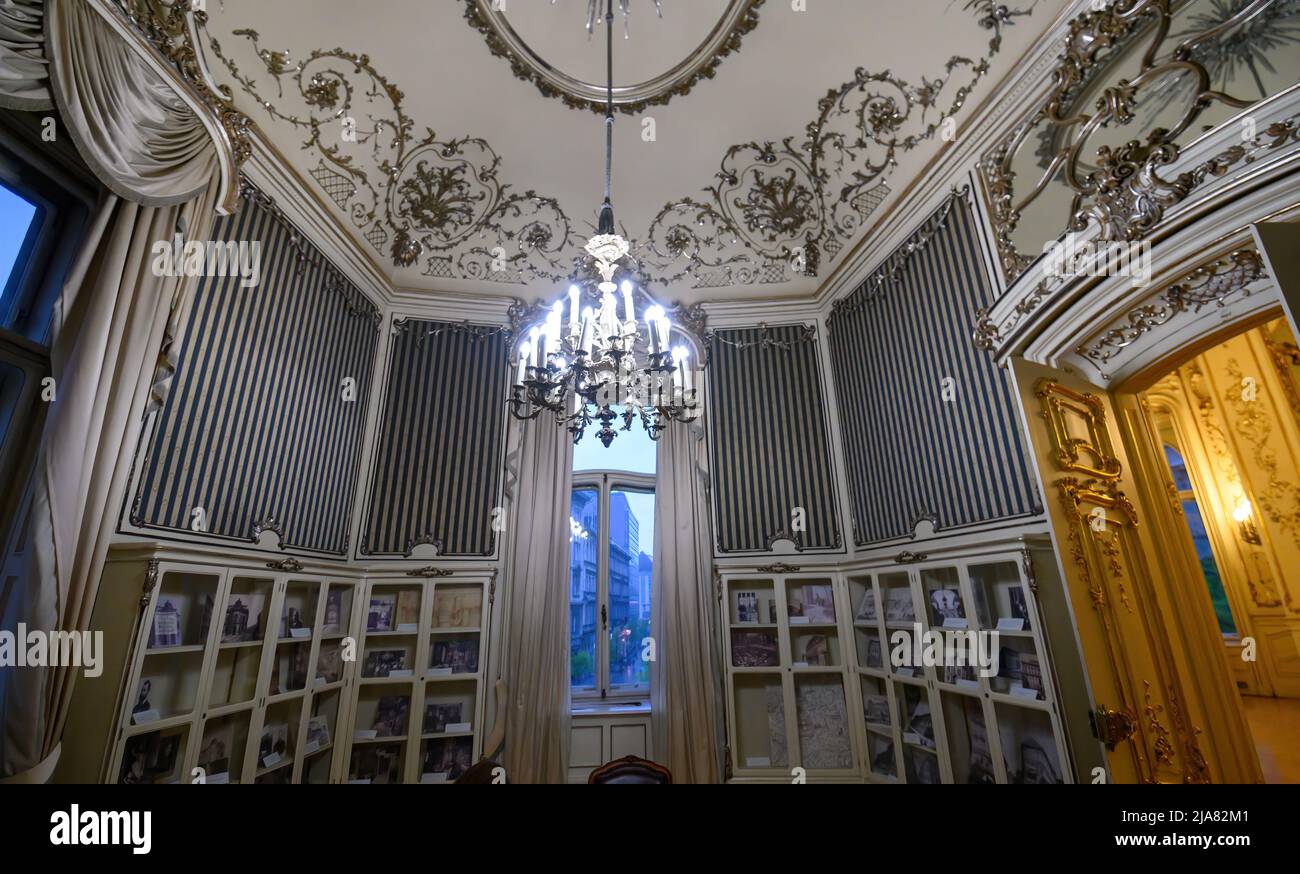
left=0, top=183, right=39, bottom=323
left=607, top=488, right=653, bottom=692
left=1163, top=443, right=1237, bottom=636
left=569, top=488, right=599, bottom=690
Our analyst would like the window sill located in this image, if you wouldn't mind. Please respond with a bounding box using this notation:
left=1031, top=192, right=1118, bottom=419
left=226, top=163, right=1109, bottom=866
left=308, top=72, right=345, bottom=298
left=570, top=700, right=651, bottom=718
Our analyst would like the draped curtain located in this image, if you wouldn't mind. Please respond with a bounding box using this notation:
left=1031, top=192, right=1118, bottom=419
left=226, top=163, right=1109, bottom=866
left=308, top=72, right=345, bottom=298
left=0, top=0, right=229, bottom=780
left=651, top=386, right=724, bottom=782
left=500, top=416, right=574, bottom=783
left=0, top=0, right=49, bottom=110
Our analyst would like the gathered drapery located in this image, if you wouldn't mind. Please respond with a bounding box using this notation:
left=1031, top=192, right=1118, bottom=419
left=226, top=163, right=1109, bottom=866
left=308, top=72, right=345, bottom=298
left=0, top=0, right=231, bottom=780
left=651, top=406, right=724, bottom=783
left=0, top=0, right=49, bottom=110
left=499, top=417, right=574, bottom=783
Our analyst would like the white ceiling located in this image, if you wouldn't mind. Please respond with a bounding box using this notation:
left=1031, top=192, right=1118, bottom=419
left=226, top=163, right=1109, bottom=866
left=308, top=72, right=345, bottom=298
left=199, top=0, right=1067, bottom=302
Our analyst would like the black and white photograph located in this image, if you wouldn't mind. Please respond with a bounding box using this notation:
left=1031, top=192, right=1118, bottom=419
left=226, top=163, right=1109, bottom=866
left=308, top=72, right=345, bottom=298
left=929, top=588, right=964, bottom=625
left=423, top=703, right=465, bottom=735
left=221, top=593, right=266, bottom=644
left=430, top=639, right=479, bottom=674
left=372, top=696, right=410, bottom=738
left=730, top=631, right=778, bottom=668
left=363, top=648, right=408, bottom=679
left=423, top=737, right=473, bottom=781
left=366, top=593, right=396, bottom=632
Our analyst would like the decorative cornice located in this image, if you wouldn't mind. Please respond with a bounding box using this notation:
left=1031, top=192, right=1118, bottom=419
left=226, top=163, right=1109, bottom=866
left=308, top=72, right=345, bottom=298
left=1076, top=250, right=1267, bottom=369
left=893, top=551, right=929, bottom=564
left=405, top=566, right=453, bottom=578
left=266, top=558, right=305, bottom=572
left=463, top=0, right=766, bottom=116
left=754, top=562, right=801, bottom=574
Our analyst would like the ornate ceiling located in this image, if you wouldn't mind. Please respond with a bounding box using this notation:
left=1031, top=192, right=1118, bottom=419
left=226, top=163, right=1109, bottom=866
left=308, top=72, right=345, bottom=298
left=197, top=0, right=1067, bottom=302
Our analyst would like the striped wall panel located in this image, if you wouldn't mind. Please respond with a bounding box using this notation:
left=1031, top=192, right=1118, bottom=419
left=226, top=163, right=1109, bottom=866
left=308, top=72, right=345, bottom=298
left=828, top=193, right=1039, bottom=546
left=708, top=324, right=842, bottom=553
left=134, top=190, right=381, bottom=555
left=361, top=320, right=508, bottom=557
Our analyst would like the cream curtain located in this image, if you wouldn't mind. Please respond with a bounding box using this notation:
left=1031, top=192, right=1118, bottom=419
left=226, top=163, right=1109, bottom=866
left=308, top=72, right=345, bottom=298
left=651, top=409, right=724, bottom=783
left=0, top=0, right=49, bottom=110
left=1, top=182, right=219, bottom=779
left=500, top=417, right=574, bottom=784
left=47, top=0, right=222, bottom=205
left=0, top=0, right=229, bottom=780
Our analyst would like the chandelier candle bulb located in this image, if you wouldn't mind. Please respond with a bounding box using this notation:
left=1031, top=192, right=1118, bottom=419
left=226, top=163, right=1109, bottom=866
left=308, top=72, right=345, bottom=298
left=529, top=326, right=541, bottom=367
left=621, top=280, right=635, bottom=323
left=568, top=284, right=580, bottom=331
left=517, top=344, right=530, bottom=385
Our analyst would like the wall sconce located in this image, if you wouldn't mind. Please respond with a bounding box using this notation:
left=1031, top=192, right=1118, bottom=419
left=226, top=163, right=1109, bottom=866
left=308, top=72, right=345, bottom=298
left=1233, top=498, right=1262, bottom=545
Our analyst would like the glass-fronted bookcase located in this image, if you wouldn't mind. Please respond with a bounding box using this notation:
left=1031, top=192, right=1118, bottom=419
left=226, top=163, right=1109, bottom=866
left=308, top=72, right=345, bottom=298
left=847, top=549, right=1073, bottom=784
left=342, top=572, right=492, bottom=784
left=58, top=547, right=493, bottom=785
left=720, top=570, right=862, bottom=781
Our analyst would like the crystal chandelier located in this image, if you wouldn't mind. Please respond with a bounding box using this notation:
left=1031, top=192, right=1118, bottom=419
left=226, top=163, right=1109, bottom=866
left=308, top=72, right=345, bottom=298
left=509, top=0, right=699, bottom=448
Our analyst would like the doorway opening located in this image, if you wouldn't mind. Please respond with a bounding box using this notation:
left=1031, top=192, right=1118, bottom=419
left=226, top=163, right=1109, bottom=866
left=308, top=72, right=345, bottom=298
left=1135, top=314, right=1300, bottom=783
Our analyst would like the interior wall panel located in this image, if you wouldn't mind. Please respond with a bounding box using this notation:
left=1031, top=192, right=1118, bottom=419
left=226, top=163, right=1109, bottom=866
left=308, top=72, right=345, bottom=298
left=708, top=324, right=842, bottom=553
left=361, top=320, right=508, bottom=557
left=828, top=192, right=1039, bottom=546
left=134, top=188, right=382, bottom=554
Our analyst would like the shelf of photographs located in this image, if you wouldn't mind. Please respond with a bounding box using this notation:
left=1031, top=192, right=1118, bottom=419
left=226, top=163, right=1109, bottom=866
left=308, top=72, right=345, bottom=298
left=721, top=573, right=859, bottom=781
left=113, top=560, right=362, bottom=785
left=345, top=575, right=489, bottom=784
left=844, top=552, right=1069, bottom=784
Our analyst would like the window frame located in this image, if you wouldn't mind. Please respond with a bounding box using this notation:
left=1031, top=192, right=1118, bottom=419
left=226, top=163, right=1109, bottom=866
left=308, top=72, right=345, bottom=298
left=570, top=468, right=655, bottom=703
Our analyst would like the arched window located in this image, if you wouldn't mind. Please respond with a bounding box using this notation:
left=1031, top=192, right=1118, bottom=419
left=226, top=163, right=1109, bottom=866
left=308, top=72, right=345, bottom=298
left=569, top=407, right=656, bottom=701
left=1163, top=443, right=1237, bottom=636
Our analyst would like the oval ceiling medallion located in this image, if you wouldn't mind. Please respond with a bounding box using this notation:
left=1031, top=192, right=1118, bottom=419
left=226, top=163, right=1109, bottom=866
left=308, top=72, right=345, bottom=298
left=464, top=0, right=765, bottom=114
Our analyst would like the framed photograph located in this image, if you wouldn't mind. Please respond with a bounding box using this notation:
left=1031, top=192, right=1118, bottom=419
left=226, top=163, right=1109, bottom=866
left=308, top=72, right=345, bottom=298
left=863, top=695, right=891, bottom=725
left=1010, top=586, right=1030, bottom=624
left=131, top=678, right=156, bottom=720
left=197, top=723, right=234, bottom=777
left=316, top=643, right=342, bottom=683
left=306, top=716, right=331, bottom=749
left=322, top=589, right=345, bottom=633
left=794, top=633, right=831, bottom=666
left=766, top=597, right=779, bottom=624
left=735, top=590, right=758, bottom=624
left=430, top=639, right=479, bottom=674
left=350, top=746, right=400, bottom=784
left=929, top=587, right=964, bottom=625
left=221, top=592, right=266, bottom=644
left=395, top=590, right=420, bottom=628
left=1019, top=739, right=1062, bottom=784
left=149, top=600, right=182, bottom=648
left=289, top=643, right=311, bottom=688
left=367, top=593, right=396, bottom=632
left=258, top=722, right=290, bottom=767
left=730, top=630, right=778, bottom=667
left=373, top=696, right=410, bottom=738
left=433, top=590, right=481, bottom=628
left=943, top=662, right=977, bottom=685
left=866, top=637, right=883, bottom=668
left=281, top=606, right=307, bottom=639
left=119, top=730, right=182, bottom=784
left=998, top=646, right=1023, bottom=682
left=363, top=648, right=408, bottom=678
left=802, top=585, right=836, bottom=623
left=855, top=588, right=878, bottom=622
left=423, top=736, right=473, bottom=781
left=786, top=590, right=804, bottom=618
left=869, top=734, right=896, bottom=777
left=1020, top=652, right=1044, bottom=698
left=885, top=587, right=915, bottom=622
left=423, top=702, right=464, bottom=734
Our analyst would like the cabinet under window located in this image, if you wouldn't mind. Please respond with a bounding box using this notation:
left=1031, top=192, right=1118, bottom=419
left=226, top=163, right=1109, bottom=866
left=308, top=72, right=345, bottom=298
left=569, top=409, right=656, bottom=701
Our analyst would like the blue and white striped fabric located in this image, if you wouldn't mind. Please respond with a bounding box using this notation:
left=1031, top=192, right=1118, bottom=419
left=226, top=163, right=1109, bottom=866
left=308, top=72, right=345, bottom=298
left=361, top=320, right=508, bottom=557
left=708, top=324, right=842, bottom=553
left=828, top=195, right=1039, bottom=545
left=135, top=191, right=381, bottom=555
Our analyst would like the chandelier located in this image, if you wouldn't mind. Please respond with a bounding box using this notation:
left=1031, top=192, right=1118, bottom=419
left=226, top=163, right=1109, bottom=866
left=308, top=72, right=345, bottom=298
left=510, top=0, right=699, bottom=448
